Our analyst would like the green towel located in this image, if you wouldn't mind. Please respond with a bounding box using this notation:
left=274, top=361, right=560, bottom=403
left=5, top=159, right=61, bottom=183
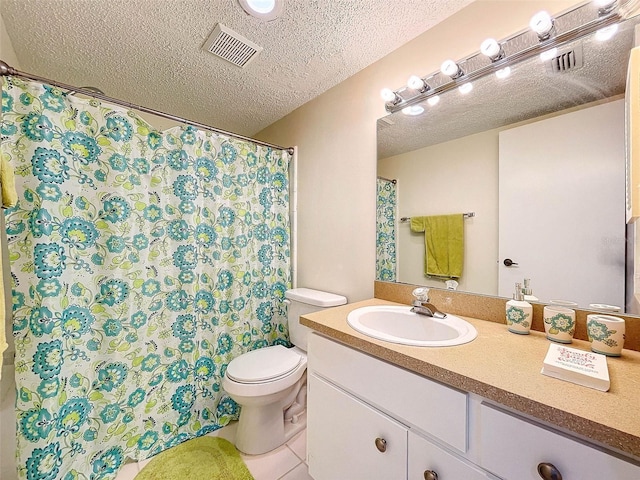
left=135, top=436, right=254, bottom=480
left=410, top=214, right=464, bottom=278
left=0, top=156, right=17, bottom=208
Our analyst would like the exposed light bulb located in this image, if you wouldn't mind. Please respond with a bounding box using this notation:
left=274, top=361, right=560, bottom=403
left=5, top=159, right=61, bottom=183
left=441, top=60, right=462, bottom=78
left=595, top=24, right=619, bottom=41
left=246, top=0, right=275, bottom=13
left=495, top=67, right=511, bottom=79
left=458, top=83, right=473, bottom=94
left=540, top=47, right=558, bottom=62
left=380, top=88, right=398, bottom=103
left=530, top=11, right=554, bottom=39
left=238, top=0, right=282, bottom=20
left=480, top=38, right=502, bottom=60
left=407, top=75, right=428, bottom=91
left=402, top=105, right=425, bottom=116
left=427, top=95, right=440, bottom=106
left=594, top=0, right=617, bottom=12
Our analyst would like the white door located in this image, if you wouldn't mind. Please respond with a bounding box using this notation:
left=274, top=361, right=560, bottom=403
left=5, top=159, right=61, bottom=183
left=498, top=100, right=625, bottom=307
left=307, top=373, right=408, bottom=480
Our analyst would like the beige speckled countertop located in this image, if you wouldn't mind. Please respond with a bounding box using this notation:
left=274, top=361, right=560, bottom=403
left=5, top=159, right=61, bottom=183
left=301, top=298, right=640, bottom=461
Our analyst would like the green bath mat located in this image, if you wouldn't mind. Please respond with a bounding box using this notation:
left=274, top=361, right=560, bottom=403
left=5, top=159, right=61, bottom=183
left=135, top=436, right=254, bottom=480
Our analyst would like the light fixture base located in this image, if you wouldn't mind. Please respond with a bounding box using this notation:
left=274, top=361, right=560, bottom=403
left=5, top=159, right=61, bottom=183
left=238, top=0, right=283, bottom=21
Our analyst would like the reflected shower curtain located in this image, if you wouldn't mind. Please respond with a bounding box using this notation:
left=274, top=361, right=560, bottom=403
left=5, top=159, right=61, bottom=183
left=1, top=77, right=291, bottom=479
left=375, top=178, right=396, bottom=282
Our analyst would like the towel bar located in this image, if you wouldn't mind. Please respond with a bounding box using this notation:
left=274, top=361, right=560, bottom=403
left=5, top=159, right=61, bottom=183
left=400, top=212, right=475, bottom=222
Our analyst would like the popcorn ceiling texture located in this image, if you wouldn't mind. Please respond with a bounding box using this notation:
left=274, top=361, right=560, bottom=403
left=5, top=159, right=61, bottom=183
left=0, top=0, right=472, bottom=136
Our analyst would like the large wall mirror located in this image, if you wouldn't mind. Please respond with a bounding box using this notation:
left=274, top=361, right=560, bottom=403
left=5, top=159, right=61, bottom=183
left=376, top=7, right=640, bottom=315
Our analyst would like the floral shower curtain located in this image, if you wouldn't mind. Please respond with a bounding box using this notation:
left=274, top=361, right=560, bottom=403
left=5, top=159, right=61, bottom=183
left=1, top=77, right=291, bottom=480
left=376, top=178, right=396, bottom=282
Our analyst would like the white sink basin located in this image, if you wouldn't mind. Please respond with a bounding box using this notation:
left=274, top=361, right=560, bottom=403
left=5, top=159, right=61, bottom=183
left=347, top=305, right=477, bottom=347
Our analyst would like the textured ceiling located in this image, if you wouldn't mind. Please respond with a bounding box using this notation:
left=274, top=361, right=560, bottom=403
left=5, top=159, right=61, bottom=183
left=378, top=13, right=640, bottom=159
left=0, top=0, right=472, bottom=136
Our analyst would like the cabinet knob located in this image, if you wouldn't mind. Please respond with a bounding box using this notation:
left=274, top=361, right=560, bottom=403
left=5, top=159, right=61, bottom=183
left=374, top=437, right=387, bottom=453
left=423, top=470, right=438, bottom=480
left=537, top=462, right=563, bottom=480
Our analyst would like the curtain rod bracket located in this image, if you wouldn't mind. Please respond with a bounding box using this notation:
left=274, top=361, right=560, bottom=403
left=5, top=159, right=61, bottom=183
left=0, top=60, right=17, bottom=77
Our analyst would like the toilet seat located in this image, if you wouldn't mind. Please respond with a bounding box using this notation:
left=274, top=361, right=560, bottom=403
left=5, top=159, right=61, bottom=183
left=226, top=345, right=303, bottom=384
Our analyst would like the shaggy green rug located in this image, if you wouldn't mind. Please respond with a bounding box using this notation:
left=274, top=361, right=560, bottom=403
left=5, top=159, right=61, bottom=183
left=135, top=436, right=254, bottom=480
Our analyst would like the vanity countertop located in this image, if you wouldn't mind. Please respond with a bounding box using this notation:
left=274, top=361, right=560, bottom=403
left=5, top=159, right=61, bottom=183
left=300, top=298, right=640, bottom=460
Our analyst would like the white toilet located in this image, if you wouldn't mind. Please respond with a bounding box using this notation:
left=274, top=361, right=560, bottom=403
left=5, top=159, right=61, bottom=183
left=222, top=287, right=347, bottom=455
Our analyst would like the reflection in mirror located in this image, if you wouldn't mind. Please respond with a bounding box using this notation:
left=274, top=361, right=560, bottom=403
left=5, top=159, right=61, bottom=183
left=376, top=10, right=640, bottom=315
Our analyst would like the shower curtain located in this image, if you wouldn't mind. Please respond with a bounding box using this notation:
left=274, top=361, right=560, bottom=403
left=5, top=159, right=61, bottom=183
left=1, top=77, right=291, bottom=480
left=376, top=178, right=397, bottom=282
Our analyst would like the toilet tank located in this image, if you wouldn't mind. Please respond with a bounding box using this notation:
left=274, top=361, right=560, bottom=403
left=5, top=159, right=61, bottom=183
left=285, top=288, right=347, bottom=351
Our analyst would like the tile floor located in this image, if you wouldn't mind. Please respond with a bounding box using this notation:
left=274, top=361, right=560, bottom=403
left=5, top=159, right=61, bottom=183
left=115, top=421, right=312, bottom=480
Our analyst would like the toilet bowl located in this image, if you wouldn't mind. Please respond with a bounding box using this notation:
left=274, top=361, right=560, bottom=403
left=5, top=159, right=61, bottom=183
left=222, top=345, right=308, bottom=455
left=222, top=288, right=347, bottom=455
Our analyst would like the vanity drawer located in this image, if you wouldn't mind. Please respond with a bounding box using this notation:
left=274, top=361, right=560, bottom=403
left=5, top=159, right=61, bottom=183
left=308, top=373, right=408, bottom=480
left=477, top=402, right=640, bottom=479
left=308, top=333, right=468, bottom=452
left=409, top=431, right=495, bottom=480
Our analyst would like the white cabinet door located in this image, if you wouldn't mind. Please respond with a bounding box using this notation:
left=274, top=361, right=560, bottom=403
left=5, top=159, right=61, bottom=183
left=478, top=403, right=640, bottom=479
left=408, top=431, right=495, bottom=480
left=308, top=373, right=408, bottom=480
left=308, top=332, right=468, bottom=453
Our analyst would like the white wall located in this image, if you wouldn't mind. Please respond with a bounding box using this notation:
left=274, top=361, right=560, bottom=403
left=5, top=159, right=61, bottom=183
left=378, top=129, right=499, bottom=295
left=256, top=1, right=576, bottom=303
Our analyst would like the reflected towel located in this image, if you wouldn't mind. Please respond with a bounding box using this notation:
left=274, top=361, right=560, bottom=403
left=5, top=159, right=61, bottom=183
left=0, top=220, right=7, bottom=380
left=0, top=156, right=17, bottom=208
left=410, top=214, right=464, bottom=278
left=0, top=156, right=15, bottom=378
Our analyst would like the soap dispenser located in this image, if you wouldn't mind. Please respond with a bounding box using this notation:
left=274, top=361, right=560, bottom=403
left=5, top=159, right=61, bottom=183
left=522, top=278, right=539, bottom=302
left=506, top=282, right=533, bottom=334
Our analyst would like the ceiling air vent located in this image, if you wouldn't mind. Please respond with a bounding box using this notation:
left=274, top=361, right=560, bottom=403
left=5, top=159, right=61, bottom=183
left=546, top=45, right=584, bottom=74
left=203, top=23, right=263, bottom=68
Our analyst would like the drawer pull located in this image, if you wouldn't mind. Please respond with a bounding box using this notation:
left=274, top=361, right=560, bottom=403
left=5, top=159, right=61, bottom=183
left=423, top=470, right=439, bottom=480
left=374, top=437, right=387, bottom=453
left=537, top=462, right=562, bottom=480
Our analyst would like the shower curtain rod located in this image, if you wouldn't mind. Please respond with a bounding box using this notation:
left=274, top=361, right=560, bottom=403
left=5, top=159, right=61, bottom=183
left=377, top=176, right=397, bottom=184
left=0, top=60, right=295, bottom=156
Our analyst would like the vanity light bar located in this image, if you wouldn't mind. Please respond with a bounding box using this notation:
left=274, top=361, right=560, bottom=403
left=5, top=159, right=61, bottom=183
left=384, top=0, right=628, bottom=114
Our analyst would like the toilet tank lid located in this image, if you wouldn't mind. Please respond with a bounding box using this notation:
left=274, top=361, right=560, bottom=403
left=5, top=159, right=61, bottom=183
left=285, top=288, right=347, bottom=307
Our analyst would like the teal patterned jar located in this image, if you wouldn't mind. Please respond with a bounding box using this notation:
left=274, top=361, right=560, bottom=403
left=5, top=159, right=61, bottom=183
left=505, top=282, right=532, bottom=334
left=543, top=305, right=576, bottom=344
left=506, top=303, right=532, bottom=334
left=586, top=314, right=626, bottom=356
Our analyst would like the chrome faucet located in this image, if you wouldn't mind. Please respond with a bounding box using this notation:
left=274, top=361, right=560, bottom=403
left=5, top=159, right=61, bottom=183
left=410, top=287, right=447, bottom=319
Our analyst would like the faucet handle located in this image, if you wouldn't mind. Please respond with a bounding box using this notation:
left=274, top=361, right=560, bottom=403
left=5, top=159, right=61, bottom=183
left=412, top=287, right=430, bottom=302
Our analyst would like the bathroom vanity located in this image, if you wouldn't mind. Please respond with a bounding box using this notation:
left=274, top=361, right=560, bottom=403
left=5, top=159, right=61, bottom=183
left=302, top=299, right=640, bottom=480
